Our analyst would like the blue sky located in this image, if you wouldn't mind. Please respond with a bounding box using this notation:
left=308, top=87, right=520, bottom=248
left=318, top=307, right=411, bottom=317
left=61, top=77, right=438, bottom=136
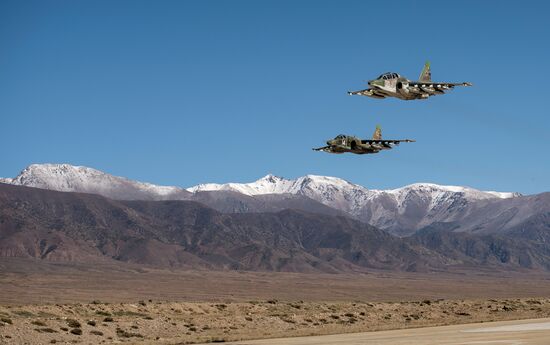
left=1, top=1, right=549, bottom=194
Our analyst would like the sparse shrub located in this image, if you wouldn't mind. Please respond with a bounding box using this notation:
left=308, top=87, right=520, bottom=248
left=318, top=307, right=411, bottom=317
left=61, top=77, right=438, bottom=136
left=37, top=311, right=57, bottom=318
left=1, top=317, right=13, bottom=324
left=116, top=327, right=143, bottom=338
left=103, top=317, right=114, bottom=322
left=189, top=326, right=197, bottom=332
left=91, top=300, right=101, bottom=305
left=329, top=314, right=339, bottom=319
left=384, top=314, right=392, bottom=319
left=267, top=299, right=278, bottom=304
left=60, top=327, right=68, bottom=331
left=113, top=310, right=147, bottom=317
left=70, top=328, right=82, bottom=335
left=13, top=310, right=34, bottom=317
left=90, top=330, right=104, bottom=336
left=42, top=328, right=57, bottom=333
left=143, top=316, right=153, bottom=320
left=49, top=340, right=56, bottom=344
left=245, top=316, right=253, bottom=321
left=344, top=313, right=354, bottom=317
left=359, top=312, right=366, bottom=316
left=31, top=320, right=47, bottom=326
left=95, top=311, right=111, bottom=316
left=526, top=299, right=542, bottom=305
left=138, top=300, right=146, bottom=306
left=422, top=299, right=431, bottom=305
left=132, top=325, right=139, bottom=329
left=87, top=320, right=96, bottom=326
left=209, top=338, right=226, bottom=343
left=67, top=319, right=81, bottom=328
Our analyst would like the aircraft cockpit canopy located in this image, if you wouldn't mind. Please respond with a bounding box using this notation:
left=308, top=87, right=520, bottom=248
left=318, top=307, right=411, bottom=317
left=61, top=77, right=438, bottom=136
left=378, top=72, right=399, bottom=80
left=335, top=134, right=346, bottom=139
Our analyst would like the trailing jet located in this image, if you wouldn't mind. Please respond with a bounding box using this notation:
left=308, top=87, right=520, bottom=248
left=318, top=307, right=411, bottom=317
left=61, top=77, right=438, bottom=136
left=348, top=61, right=472, bottom=100
left=313, top=126, right=415, bottom=155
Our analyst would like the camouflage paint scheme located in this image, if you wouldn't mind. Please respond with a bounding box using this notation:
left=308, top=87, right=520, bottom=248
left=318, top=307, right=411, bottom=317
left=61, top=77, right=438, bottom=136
left=313, top=125, right=415, bottom=155
left=348, top=62, right=472, bottom=100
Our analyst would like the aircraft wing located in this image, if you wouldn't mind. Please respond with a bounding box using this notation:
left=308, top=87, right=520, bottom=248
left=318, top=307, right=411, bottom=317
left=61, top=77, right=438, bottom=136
left=361, top=139, right=415, bottom=145
left=312, top=146, right=330, bottom=151
left=347, top=89, right=386, bottom=99
left=408, top=81, right=472, bottom=91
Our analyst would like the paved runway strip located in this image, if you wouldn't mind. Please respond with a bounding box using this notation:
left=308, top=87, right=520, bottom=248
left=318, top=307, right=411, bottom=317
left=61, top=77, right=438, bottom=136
left=222, top=318, right=550, bottom=345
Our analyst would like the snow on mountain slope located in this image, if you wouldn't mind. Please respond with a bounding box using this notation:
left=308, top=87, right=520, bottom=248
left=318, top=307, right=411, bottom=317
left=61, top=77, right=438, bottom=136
left=187, top=175, right=521, bottom=235
left=1, top=164, right=523, bottom=235
left=188, top=174, right=371, bottom=212
left=2, top=164, right=191, bottom=201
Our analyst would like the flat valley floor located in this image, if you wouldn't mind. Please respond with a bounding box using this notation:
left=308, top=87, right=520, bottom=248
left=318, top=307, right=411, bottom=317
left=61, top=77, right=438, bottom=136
left=1, top=259, right=550, bottom=344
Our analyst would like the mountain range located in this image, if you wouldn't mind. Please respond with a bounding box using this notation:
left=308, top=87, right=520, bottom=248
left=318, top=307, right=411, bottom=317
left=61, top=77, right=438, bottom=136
left=0, top=163, right=549, bottom=273
left=0, top=164, right=539, bottom=237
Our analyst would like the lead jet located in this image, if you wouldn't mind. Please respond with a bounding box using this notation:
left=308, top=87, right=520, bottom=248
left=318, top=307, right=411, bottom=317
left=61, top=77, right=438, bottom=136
left=313, top=125, right=414, bottom=155
left=348, top=61, right=472, bottom=100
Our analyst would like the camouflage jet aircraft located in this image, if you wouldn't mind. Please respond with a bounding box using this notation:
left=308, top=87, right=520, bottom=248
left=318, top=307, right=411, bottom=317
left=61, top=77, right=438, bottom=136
left=348, top=62, right=472, bottom=100
left=313, top=126, right=415, bottom=155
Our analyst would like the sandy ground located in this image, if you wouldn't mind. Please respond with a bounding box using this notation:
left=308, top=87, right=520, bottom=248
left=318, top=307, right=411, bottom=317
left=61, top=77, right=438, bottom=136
left=2, top=259, right=550, bottom=344
left=3, top=259, right=550, bottom=305
left=1, top=298, right=550, bottom=344
left=222, top=318, right=550, bottom=345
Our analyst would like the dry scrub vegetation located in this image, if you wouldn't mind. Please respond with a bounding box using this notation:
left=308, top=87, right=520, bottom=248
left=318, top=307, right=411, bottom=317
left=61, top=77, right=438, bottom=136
left=1, top=298, right=550, bottom=344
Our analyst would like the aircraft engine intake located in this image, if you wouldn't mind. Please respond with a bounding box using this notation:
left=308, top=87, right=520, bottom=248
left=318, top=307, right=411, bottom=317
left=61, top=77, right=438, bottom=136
left=396, top=81, right=409, bottom=95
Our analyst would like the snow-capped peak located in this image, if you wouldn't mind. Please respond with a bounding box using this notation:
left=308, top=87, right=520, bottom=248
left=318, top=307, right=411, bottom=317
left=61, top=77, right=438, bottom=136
left=1, top=164, right=522, bottom=234
left=186, top=175, right=521, bottom=220
left=3, top=163, right=190, bottom=200
left=387, top=183, right=521, bottom=201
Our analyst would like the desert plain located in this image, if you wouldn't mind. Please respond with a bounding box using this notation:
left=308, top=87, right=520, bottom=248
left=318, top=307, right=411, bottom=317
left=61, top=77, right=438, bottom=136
left=2, top=259, right=550, bottom=344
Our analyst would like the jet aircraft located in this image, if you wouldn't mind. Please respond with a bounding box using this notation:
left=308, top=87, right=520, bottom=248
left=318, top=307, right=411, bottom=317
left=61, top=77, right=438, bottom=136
left=313, top=126, right=414, bottom=155
left=348, top=62, right=472, bottom=100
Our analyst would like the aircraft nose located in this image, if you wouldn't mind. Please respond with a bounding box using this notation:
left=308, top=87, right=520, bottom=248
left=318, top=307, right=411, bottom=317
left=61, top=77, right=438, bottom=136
left=326, top=140, right=332, bottom=145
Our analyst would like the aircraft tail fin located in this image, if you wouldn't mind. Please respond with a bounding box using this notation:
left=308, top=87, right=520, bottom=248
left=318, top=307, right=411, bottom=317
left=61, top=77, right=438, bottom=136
left=372, top=125, right=382, bottom=140
left=419, top=61, right=431, bottom=82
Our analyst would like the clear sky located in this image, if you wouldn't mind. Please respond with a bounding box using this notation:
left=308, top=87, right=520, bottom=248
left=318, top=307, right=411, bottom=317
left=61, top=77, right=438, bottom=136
left=1, top=1, right=549, bottom=194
